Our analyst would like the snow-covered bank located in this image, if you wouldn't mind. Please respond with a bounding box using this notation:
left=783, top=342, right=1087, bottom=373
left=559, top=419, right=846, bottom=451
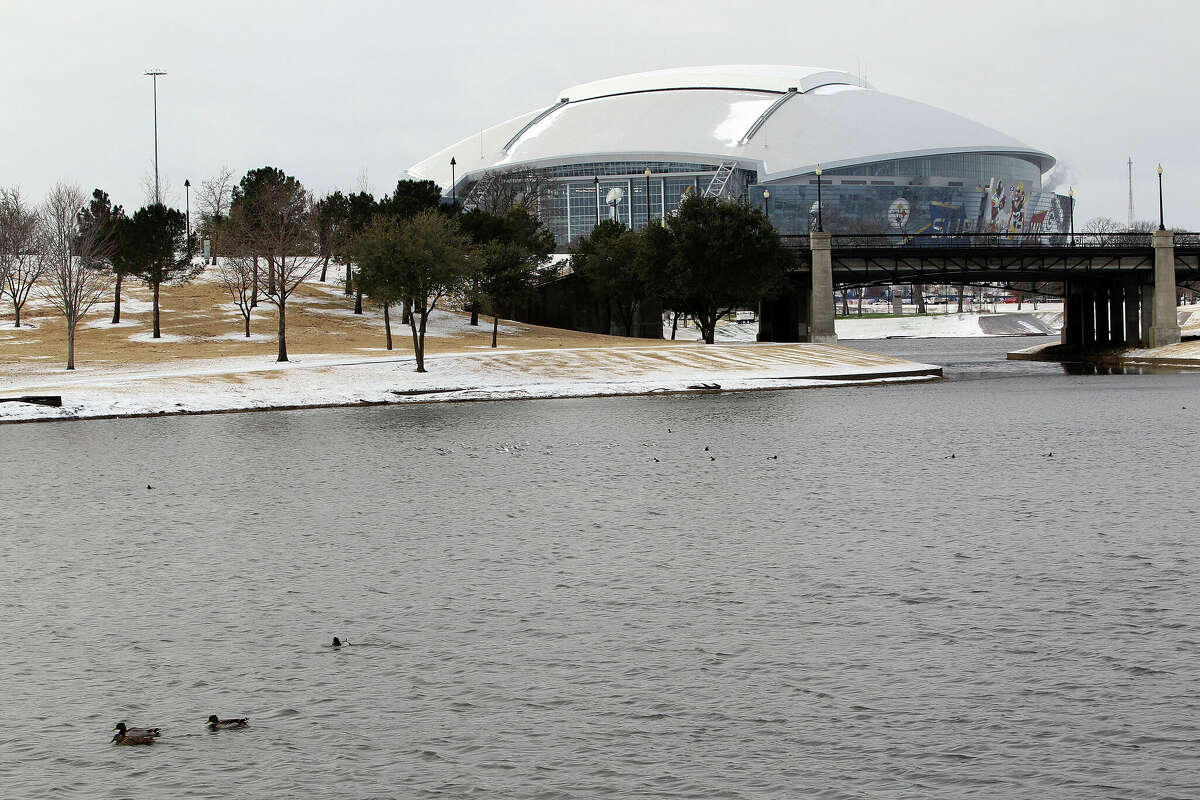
left=665, top=311, right=1060, bottom=343
left=0, top=342, right=939, bottom=423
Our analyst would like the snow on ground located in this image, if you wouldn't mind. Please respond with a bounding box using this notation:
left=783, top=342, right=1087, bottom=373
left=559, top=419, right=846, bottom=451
left=127, top=331, right=190, bottom=343
left=0, top=342, right=939, bottom=423
left=84, top=318, right=140, bottom=329
left=664, top=309, right=1064, bottom=343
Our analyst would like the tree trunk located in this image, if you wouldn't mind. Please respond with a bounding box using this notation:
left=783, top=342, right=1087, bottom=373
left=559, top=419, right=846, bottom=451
left=491, top=314, right=499, bottom=347
left=13, top=302, right=20, bottom=328
left=403, top=298, right=413, bottom=326
left=320, top=254, right=329, bottom=282
left=267, top=255, right=276, bottom=295
left=244, top=311, right=251, bottom=338
left=915, top=283, right=926, bottom=314
left=152, top=281, right=161, bottom=338
left=344, top=261, right=353, bottom=296
left=383, top=302, right=393, bottom=350
left=354, top=287, right=363, bottom=315
left=66, top=320, right=75, bottom=370
left=841, top=287, right=850, bottom=316
left=277, top=299, right=288, bottom=362
left=112, top=275, right=122, bottom=323
left=857, top=289, right=863, bottom=316
left=956, top=284, right=965, bottom=313
left=409, top=312, right=425, bottom=372
left=252, top=256, right=259, bottom=308
left=470, top=304, right=479, bottom=326
left=671, top=311, right=679, bottom=340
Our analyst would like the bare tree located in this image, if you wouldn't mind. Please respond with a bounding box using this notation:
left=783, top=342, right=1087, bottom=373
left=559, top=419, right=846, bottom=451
left=38, top=183, right=114, bottom=369
left=233, top=179, right=318, bottom=361
left=141, top=166, right=179, bottom=208
left=467, top=166, right=556, bottom=216
left=197, top=165, right=235, bottom=264
left=217, top=245, right=258, bottom=338
left=0, top=188, right=43, bottom=327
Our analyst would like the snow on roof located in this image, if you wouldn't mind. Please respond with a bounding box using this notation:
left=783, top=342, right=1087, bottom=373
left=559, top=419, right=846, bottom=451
left=407, top=65, right=1054, bottom=194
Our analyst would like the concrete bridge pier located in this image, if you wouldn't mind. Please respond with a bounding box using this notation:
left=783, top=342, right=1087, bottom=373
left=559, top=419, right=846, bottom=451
left=808, top=232, right=838, bottom=343
left=1149, top=230, right=1182, bottom=347
left=1108, top=286, right=1126, bottom=347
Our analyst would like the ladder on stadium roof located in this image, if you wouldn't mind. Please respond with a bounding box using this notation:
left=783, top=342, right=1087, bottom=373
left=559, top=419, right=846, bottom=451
left=703, top=161, right=738, bottom=198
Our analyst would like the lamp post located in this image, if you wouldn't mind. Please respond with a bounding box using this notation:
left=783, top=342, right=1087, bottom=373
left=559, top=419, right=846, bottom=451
left=762, top=189, right=770, bottom=218
left=594, top=176, right=600, bottom=227
left=1157, top=163, right=1165, bottom=230
left=644, top=167, right=652, bottom=227
left=815, top=163, right=824, bottom=232
left=1068, top=186, right=1075, bottom=246
left=450, top=157, right=457, bottom=203
left=144, top=69, right=166, bottom=204
left=184, top=179, right=190, bottom=244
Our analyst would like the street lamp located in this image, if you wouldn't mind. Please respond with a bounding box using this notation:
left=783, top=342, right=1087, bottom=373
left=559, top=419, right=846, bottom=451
left=1157, top=163, right=1165, bottom=230
left=594, top=176, right=600, bottom=227
left=450, top=157, right=457, bottom=203
left=762, top=189, right=770, bottom=218
left=184, top=179, right=191, bottom=244
left=144, top=69, right=166, bottom=204
left=644, top=167, right=652, bottom=226
left=815, top=163, right=824, bottom=232
left=1068, top=186, right=1075, bottom=246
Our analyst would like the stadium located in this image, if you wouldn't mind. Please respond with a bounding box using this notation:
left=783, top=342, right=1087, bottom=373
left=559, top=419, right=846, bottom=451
left=408, top=65, right=1068, bottom=247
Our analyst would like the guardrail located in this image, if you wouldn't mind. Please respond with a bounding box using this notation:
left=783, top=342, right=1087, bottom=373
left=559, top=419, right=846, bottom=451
left=780, top=232, right=1200, bottom=249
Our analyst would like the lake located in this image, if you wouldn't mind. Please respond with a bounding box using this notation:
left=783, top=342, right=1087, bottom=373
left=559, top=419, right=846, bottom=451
left=1, top=337, right=1197, bottom=798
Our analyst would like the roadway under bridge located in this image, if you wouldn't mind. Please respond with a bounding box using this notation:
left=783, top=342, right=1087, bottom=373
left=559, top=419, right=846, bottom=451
left=762, top=232, right=1200, bottom=349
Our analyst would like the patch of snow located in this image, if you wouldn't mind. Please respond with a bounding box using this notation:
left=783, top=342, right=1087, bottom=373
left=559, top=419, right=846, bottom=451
left=84, top=318, right=141, bottom=329
left=128, top=331, right=190, bottom=343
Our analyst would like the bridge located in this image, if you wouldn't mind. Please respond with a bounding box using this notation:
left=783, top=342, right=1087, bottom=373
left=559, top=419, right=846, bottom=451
left=761, top=231, right=1200, bottom=350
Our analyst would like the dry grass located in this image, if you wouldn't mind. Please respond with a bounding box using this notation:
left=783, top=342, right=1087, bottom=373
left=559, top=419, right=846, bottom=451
left=0, top=266, right=661, bottom=371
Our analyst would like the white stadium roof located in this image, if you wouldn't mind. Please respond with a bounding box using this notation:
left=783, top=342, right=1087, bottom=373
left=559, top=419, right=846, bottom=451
left=408, top=65, right=1054, bottom=193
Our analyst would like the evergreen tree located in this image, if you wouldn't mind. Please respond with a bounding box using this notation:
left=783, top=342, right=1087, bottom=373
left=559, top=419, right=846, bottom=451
left=666, top=195, right=788, bottom=344
left=128, top=203, right=194, bottom=339
left=77, top=189, right=134, bottom=323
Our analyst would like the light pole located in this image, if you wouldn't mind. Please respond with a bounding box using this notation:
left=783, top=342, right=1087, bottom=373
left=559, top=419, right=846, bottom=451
left=644, top=167, right=652, bottom=227
left=815, top=163, right=824, bottom=232
left=1157, top=163, right=1165, bottom=230
left=762, top=189, right=770, bottom=218
left=1068, top=186, right=1075, bottom=246
left=594, top=176, right=600, bottom=227
left=184, top=178, right=191, bottom=244
left=450, top=157, right=457, bottom=203
left=144, top=69, right=166, bottom=204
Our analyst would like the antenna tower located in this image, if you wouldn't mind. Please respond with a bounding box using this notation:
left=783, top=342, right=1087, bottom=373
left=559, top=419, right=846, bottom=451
left=1127, top=156, right=1134, bottom=229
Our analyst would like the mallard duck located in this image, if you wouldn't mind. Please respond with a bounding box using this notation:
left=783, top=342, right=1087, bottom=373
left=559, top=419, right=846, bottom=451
left=206, top=715, right=248, bottom=729
left=112, top=722, right=161, bottom=745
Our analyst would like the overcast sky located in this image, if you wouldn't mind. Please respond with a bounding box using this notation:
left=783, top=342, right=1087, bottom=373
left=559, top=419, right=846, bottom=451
left=4, top=0, right=1197, bottom=226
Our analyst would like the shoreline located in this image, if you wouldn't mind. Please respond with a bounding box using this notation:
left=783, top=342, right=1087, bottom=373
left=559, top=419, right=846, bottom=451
left=0, top=370, right=941, bottom=426
left=0, top=342, right=941, bottom=425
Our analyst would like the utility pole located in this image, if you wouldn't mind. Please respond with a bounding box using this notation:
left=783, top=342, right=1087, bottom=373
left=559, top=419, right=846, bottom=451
left=144, top=69, right=167, bottom=204
left=1127, top=156, right=1134, bottom=230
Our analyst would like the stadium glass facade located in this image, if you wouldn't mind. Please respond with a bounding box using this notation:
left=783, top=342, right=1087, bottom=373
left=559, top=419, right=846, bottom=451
left=532, top=154, right=1066, bottom=248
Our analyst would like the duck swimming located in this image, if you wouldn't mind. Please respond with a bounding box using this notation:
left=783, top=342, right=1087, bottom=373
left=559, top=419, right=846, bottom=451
left=112, top=722, right=161, bottom=745
left=206, top=715, right=248, bottom=729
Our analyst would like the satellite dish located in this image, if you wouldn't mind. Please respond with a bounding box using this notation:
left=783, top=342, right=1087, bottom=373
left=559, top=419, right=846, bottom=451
left=605, top=187, right=625, bottom=206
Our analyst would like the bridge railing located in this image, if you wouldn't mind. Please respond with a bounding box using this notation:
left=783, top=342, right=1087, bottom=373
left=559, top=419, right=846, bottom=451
left=778, top=232, right=1192, bottom=249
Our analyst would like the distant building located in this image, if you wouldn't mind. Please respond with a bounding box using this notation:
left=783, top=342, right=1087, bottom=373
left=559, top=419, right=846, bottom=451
left=409, top=65, right=1068, bottom=248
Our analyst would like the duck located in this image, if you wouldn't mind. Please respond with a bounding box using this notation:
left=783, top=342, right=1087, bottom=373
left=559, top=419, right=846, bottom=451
left=112, top=722, right=161, bottom=745
left=206, top=715, right=249, bottom=729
